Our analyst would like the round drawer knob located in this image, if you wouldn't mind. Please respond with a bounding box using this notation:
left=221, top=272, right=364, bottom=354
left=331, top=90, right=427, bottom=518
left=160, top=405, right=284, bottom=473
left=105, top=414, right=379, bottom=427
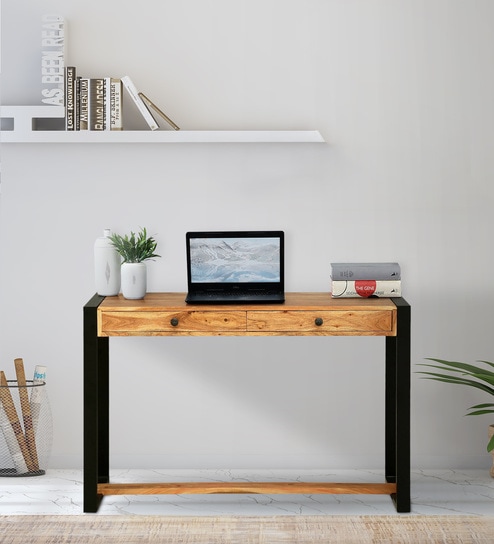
left=170, top=318, right=179, bottom=327
left=315, top=317, right=323, bottom=326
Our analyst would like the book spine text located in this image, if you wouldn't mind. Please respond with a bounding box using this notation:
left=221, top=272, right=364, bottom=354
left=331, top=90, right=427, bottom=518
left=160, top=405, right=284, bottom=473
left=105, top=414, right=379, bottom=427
left=110, top=78, right=123, bottom=130
left=90, top=78, right=105, bottom=131
left=65, top=66, right=76, bottom=130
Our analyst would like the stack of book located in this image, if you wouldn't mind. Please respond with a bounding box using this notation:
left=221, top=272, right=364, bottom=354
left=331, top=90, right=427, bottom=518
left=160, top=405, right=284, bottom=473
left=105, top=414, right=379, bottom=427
left=40, top=16, right=179, bottom=132
left=64, top=68, right=179, bottom=132
left=330, top=262, right=402, bottom=298
left=64, top=69, right=123, bottom=131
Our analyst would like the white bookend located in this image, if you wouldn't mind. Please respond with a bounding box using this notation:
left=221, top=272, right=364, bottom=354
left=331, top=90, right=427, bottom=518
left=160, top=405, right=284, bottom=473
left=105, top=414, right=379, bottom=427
left=41, top=14, right=65, bottom=106
left=121, top=76, right=158, bottom=131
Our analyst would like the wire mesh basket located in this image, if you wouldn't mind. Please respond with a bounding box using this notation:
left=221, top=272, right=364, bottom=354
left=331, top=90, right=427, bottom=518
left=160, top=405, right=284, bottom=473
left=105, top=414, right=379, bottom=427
left=0, top=380, right=53, bottom=477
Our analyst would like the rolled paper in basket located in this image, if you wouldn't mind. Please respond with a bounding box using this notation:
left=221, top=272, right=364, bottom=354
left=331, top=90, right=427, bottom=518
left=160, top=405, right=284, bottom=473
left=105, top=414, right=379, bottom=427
left=0, top=371, right=35, bottom=472
left=0, top=399, right=29, bottom=474
left=14, top=359, right=39, bottom=471
left=30, top=365, right=47, bottom=437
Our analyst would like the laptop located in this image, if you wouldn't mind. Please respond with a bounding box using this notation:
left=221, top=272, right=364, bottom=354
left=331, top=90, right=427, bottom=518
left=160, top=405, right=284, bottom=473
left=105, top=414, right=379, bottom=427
left=185, top=231, right=285, bottom=304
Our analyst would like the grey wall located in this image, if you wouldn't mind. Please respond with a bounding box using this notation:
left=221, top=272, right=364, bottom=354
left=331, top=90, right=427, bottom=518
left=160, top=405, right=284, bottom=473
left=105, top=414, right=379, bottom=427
left=1, top=0, right=494, bottom=470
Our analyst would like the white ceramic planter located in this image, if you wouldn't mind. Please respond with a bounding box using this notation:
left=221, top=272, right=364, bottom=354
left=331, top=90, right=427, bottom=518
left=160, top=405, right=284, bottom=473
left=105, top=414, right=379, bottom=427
left=121, top=262, right=147, bottom=299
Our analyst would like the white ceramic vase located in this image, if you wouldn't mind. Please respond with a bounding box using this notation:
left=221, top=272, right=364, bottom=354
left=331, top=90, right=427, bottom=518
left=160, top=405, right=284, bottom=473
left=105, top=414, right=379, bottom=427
left=121, top=262, right=147, bottom=299
left=94, top=229, right=121, bottom=296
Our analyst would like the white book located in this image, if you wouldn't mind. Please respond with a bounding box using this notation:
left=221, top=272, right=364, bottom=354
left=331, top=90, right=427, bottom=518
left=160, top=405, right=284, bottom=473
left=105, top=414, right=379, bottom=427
left=331, top=280, right=402, bottom=298
left=110, top=79, right=123, bottom=130
left=105, top=77, right=111, bottom=131
left=121, top=76, right=158, bottom=131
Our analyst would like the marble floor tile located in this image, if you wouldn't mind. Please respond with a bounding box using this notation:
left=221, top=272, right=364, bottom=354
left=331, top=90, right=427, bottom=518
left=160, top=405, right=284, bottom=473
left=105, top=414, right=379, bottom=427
left=0, top=469, right=493, bottom=516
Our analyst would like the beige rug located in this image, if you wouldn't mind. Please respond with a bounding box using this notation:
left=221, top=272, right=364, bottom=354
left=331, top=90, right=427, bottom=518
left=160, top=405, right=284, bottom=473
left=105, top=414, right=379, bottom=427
left=1, top=515, right=494, bottom=544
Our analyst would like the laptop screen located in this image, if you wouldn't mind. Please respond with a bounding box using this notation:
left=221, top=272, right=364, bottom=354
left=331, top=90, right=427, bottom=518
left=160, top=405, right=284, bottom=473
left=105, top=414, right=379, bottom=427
left=186, top=231, right=284, bottom=290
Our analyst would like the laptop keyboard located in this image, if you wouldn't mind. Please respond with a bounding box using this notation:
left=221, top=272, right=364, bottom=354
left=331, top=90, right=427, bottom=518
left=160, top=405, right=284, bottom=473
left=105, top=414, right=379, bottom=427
left=187, top=290, right=285, bottom=303
left=204, top=291, right=270, bottom=297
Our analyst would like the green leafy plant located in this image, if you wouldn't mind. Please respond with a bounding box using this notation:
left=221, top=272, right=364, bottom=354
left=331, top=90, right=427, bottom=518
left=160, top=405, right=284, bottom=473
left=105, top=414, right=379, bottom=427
left=109, top=227, right=160, bottom=263
left=418, top=358, right=494, bottom=452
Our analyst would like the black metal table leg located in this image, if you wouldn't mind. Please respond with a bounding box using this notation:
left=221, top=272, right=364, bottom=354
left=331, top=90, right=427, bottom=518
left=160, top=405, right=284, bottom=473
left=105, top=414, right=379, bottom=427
left=386, top=297, right=411, bottom=513
left=385, top=334, right=397, bottom=483
left=83, top=294, right=108, bottom=513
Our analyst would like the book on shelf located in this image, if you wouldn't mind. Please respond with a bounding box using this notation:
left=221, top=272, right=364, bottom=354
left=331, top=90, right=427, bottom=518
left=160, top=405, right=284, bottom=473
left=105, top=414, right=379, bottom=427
left=121, top=76, right=159, bottom=131
left=45, top=66, right=173, bottom=132
left=331, top=279, right=402, bottom=298
left=67, top=75, right=121, bottom=131
left=65, top=66, right=76, bottom=130
left=138, top=92, right=180, bottom=130
left=78, top=77, right=89, bottom=130
left=75, top=76, right=81, bottom=130
left=105, top=77, right=111, bottom=131
left=89, top=78, right=105, bottom=131
left=330, top=262, right=401, bottom=281
left=109, top=78, right=123, bottom=130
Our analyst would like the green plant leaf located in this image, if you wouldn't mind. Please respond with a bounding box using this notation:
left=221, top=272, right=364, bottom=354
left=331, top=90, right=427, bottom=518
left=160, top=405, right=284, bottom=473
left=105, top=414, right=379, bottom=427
left=419, top=359, right=494, bottom=453
left=488, top=433, right=494, bottom=453
left=466, top=402, right=494, bottom=416
left=418, top=359, right=494, bottom=419
left=419, top=359, right=494, bottom=389
left=109, top=227, right=161, bottom=263
left=417, top=371, right=494, bottom=396
left=423, top=358, right=494, bottom=380
left=466, top=409, right=494, bottom=416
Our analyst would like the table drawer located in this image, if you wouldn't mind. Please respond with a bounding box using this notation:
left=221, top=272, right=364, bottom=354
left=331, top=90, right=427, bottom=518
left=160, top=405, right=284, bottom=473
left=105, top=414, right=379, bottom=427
left=99, top=311, right=247, bottom=335
left=247, top=310, right=395, bottom=334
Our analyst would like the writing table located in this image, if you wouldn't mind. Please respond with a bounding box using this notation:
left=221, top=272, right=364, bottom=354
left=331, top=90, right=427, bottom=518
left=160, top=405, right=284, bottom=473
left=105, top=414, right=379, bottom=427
left=83, top=292, right=410, bottom=512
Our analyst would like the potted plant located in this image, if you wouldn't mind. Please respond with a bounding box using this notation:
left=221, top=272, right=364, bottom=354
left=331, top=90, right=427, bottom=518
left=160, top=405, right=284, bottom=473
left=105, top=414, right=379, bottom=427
left=109, top=227, right=160, bottom=299
left=418, top=358, right=494, bottom=476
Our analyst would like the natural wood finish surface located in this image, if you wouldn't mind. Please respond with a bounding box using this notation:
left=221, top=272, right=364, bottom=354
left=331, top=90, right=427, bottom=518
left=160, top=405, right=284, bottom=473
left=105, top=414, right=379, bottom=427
left=247, top=310, right=393, bottom=333
left=98, top=292, right=397, bottom=337
left=99, top=292, right=397, bottom=311
left=100, top=311, right=246, bottom=334
left=98, top=481, right=397, bottom=496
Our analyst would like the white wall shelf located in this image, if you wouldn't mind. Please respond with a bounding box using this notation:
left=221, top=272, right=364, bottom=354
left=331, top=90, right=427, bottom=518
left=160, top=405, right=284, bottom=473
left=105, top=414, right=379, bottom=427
left=0, top=106, right=325, bottom=143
